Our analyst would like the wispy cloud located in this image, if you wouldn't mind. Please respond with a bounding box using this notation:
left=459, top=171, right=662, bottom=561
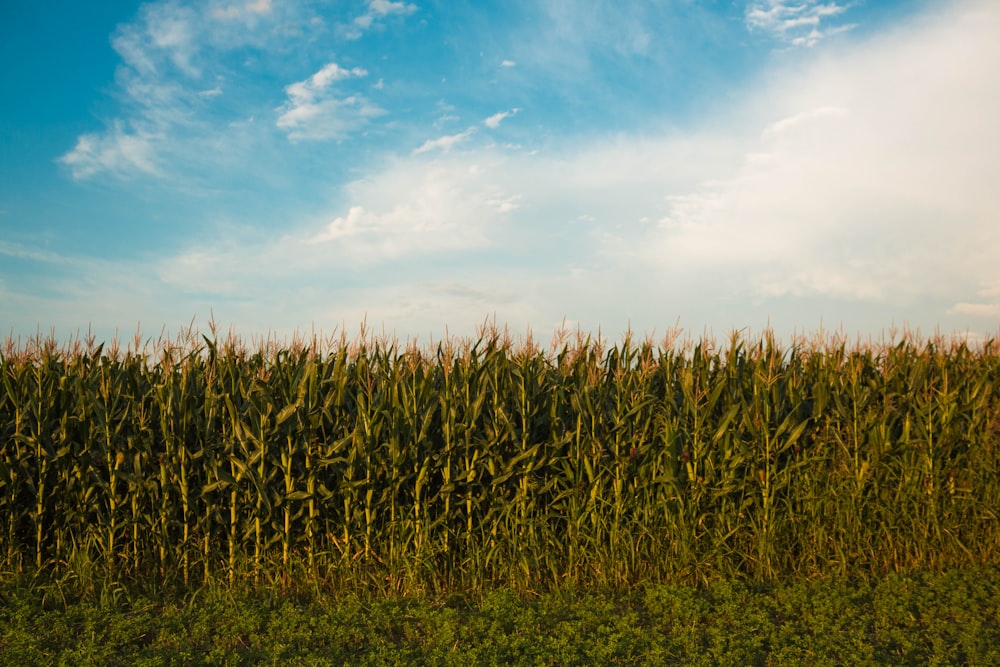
left=0, top=240, right=69, bottom=265
left=113, top=1, right=202, bottom=77
left=345, top=0, right=418, bottom=39
left=276, top=63, right=383, bottom=141
left=56, top=0, right=334, bottom=181
left=211, top=0, right=272, bottom=21
left=414, top=128, right=476, bottom=154
left=949, top=303, right=1000, bottom=318
left=949, top=280, right=1000, bottom=319
left=368, top=0, right=417, bottom=19
left=415, top=110, right=519, bottom=155
left=58, top=122, right=161, bottom=179
left=746, top=1, right=855, bottom=47
left=762, top=106, right=849, bottom=137
left=58, top=2, right=222, bottom=180
left=540, top=0, right=654, bottom=58
left=483, top=108, right=520, bottom=129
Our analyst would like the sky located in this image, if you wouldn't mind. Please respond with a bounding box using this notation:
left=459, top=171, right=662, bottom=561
left=2, top=0, right=999, bottom=347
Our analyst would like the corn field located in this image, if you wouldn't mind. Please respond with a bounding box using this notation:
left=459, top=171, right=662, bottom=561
left=1, top=325, right=998, bottom=593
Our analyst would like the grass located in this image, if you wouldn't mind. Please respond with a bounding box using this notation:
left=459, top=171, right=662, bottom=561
left=1, top=567, right=997, bottom=665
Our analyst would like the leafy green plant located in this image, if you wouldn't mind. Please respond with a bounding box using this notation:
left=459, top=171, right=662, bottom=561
left=1, top=324, right=998, bottom=594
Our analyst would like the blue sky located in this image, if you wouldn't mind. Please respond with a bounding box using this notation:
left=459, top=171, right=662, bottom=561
left=2, top=0, right=999, bottom=346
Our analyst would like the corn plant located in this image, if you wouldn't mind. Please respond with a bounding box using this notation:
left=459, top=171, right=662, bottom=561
left=1, top=325, right=998, bottom=594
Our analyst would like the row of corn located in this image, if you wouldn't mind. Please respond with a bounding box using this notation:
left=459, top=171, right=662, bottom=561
left=1, top=327, right=998, bottom=591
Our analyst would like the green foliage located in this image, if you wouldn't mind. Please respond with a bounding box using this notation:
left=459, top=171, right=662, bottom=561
left=1, top=568, right=997, bottom=665
left=1, top=325, right=999, bottom=593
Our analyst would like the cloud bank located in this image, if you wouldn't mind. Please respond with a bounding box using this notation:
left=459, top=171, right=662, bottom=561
left=188, top=1, right=1000, bottom=339
left=16, top=0, right=999, bottom=344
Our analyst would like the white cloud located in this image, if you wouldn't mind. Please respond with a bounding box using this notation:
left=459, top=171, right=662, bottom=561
left=948, top=280, right=1000, bottom=319
left=643, top=0, right=1000, bottom=311
left=762, top=106, right=848, bottom=136
left=483, top=108, right=520, bottom=129
left=60, top=0, right=308, bottom=181
left=414, top=128, right=476, bottom=154
left=746, top=1, right=855, bottom=47
left=369, top=0, right=417, bottom=17
left=949, top=303, right=1000, bottom=318
left=978, top=281, right=1000, bottom=299
left=212, top=0, right=272, bottom=21
left=134, top=131, right=744, bottom=339
left=276, top=63, right=383, bottom=141
left=284, top=63, right=368, bottom=104
left=33, top=0, right=1000, bottom=344
left=543, top=1, right=654, bottom=57
left=144, top=157, right=523, bottom=319
left=287, top=0, right=1000, bottom=338
left=513, top=0, right=676, bottom=80
left=113, top=1, right=202, bottom=77
left=345, top=0, right=417, bottom=39
left=486, top=194, right=521, bottom=213
left=58, top=123, right=160, bottom=180
left=146, top=153, right=522, bottom=296
left=306, top=156, right=515, bottom=260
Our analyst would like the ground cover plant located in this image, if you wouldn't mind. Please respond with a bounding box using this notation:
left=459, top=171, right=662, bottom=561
left=1, top=567, right=998, bottom=665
